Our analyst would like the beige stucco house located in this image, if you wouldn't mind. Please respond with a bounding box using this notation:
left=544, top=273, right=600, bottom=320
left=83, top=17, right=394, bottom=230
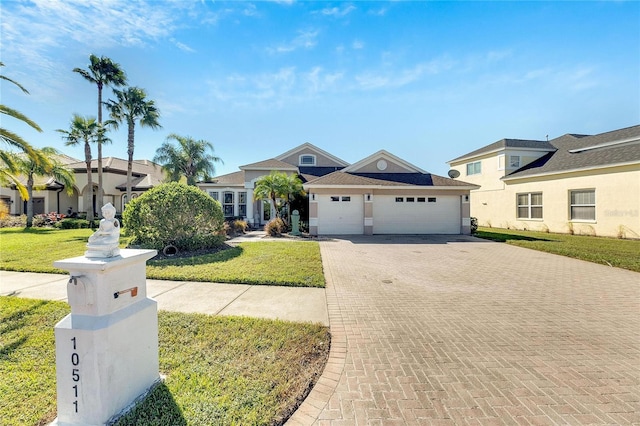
left=447, top=124, right=640, bottom=238
left=199, top=143, right=478, bottom=236
left=1, top=157, right=165, bottom=216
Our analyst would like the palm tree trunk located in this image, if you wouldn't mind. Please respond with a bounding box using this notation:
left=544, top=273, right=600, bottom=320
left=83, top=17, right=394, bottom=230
left=26, top=174, right=34, bottom=228
left=126, top=120, right=135, bottom=206
left=85, top=141, right=94, bottom=224
left=96, top=83, right=104, bottom=209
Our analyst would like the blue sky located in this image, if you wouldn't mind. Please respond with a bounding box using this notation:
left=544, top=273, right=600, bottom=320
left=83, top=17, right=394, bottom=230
left=2, top=0, right=639, bottom=178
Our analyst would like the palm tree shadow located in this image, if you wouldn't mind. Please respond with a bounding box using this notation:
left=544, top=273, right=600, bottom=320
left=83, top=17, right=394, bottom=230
left=148, top=244, right=244, bottom=267
left=112, top=382, right=186, bottom=426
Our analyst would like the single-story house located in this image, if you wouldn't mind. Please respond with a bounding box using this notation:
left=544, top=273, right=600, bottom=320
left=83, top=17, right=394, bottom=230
left=199, top=143, right=478, bottom=236
left=447, top=124, right=640, bottom=238
left=0, top=156, right=165, bottom=216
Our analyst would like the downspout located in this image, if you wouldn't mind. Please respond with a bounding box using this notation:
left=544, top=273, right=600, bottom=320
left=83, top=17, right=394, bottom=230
left=57, top=186, right=64, bottom=214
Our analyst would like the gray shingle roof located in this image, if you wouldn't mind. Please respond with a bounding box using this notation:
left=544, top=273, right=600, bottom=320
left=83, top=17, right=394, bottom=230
left=504, top=125, right=640, bottom=179
left=239, top=159, right=298, bottom=171
left=306, top=171, right=477, bottom=188
left=201, top=170, right=245, bottom=185
left=449, top=139, right=555, bottom=163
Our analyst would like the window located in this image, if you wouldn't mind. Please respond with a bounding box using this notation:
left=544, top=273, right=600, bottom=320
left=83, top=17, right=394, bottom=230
left=466, top=161, right=481, bottom=175
left=330, top=196, right=340, bottom=202
left=417, top=197, right=426, bottom=203
left=406, top=197, right=415, bottom=202
left=239, top=192, right=247, bottom=217
left=223, top=191, right=234, bottom=217
left=395, top=197, right=404, bottom=202
left=341, top=196, right=351, bottom=202
left=209, top=191, right=219, bottom=201
left=517, top=192, right=543, bottom=219
left=570, top=190, right=595, bottom=221
left=509, top=156, right=521, bottom=168
left=428, top=197, right=436, bottom=203
left=300, top=154, right=316, bottom=166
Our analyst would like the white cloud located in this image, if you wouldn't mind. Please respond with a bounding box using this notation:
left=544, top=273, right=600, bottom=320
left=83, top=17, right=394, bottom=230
left=352, top=40, right=364, bottom=50
left=356, top=56, right=456, bottom=90
left=319, top=4, right=356, bottom=17
left=368, top=6, right=388, bottom=17
left=268, top=29, right=319, bottom=54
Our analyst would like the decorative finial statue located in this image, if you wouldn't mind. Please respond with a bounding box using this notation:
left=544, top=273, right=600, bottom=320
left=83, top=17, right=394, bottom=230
left=85, top=202, right=121, bottom=258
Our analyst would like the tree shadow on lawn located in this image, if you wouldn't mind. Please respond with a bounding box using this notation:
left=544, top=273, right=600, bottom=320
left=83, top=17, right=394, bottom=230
left=474, top=230, right=555, bottom=243
left=148, top=244, right=244, bottom=267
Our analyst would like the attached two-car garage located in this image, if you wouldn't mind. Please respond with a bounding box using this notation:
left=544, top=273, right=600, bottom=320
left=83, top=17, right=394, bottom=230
left=315, top=193, right=462, bottom=235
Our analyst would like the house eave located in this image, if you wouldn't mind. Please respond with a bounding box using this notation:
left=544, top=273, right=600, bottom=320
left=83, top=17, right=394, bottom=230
left=501, top=160, right=640, bottom=182
left=448, top=146, right=556, bottom=165
left=303, top=184, right=479, bottom=190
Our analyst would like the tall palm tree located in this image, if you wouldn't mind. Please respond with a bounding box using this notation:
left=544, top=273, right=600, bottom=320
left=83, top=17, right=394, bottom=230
left=73, top=54, right=127, bottom=208
left=12, top=147, right=75, bottom=227
left=57, top=114, right=108, bottom=223
left=105, top=86, right=161, bottom=204
left=282, top=172, right=305, bottom=222
left=153, top=134, right=222, bottom=186
left=0, top=62, right=41, bottom=200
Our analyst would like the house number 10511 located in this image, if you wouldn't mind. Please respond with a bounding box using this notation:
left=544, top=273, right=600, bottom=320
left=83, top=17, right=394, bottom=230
left=71, top=337, right=80, bottom=413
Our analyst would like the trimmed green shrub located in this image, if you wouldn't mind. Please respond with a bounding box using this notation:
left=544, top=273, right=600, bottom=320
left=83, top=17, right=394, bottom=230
left=123, top=182, right=225, bottom=251
left=265, top=218, right=286, bottom=236
left=57, top=218, right=91, bottom=229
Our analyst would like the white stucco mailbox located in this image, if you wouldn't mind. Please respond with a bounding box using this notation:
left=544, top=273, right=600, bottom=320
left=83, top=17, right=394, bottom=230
left=51, top=249, right=159, bottom=426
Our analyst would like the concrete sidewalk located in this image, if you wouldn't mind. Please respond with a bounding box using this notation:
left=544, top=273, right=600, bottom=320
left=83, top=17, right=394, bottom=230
left=0, top=270, right=328, bottom=325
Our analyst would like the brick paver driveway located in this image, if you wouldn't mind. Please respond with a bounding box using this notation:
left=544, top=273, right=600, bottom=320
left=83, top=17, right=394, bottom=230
left=288, top=235, right=640, bottom=425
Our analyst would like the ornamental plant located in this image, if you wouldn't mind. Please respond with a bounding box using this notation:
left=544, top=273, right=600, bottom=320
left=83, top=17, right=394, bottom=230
left=123, top=182, right=224, bottom=251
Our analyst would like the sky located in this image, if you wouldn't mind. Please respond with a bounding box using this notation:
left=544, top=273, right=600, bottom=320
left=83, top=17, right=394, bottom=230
left=2, top=0, right=639, bottom=178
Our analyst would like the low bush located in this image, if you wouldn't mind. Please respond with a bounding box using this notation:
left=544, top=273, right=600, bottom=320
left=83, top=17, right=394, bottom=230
left=0, top=214, right=26, bottom=228
left=57, top=218, right=92, bottom=229
left=123, top=182, right=225, bottom=251
left=265, top=218, right=286, bottom=236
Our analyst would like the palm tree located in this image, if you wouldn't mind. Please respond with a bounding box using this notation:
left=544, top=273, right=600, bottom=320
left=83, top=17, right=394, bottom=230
left=253, top=171, right=289, bottom=221
left=282, top=172, right=305, bottom=222
left=0, top=62, right=41, bottom=200
left=153, top=134, right=222, bottom=186
left=73, top=54, right=127, bottom=208
left=57, top=114, right=108, bottom=223
left=12, top=147, right=75, bottom=227
left=105, top=86, right=161, bottom=204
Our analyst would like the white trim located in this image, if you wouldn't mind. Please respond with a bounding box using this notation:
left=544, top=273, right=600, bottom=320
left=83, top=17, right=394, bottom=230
left=364, top=217, right=373, bottom=226
left=502, top=160, right=640, bottom=182
left=568, top=137, right=640, bottom=153
left=343, top=150, right=427, bottom=174
left=299, top=154, right=316, bottom=166
left=275, top=142, right=350, bottom=167
left=303, top=184, right=479, bottom=190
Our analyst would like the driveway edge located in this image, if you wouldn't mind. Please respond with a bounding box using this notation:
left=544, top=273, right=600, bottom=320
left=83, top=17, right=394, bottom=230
left=286, top=242, right=346, bottom=425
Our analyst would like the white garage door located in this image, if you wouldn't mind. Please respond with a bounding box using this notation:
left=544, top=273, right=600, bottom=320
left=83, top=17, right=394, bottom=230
left=373, top=195, right=460, bottom=234
left=317, top=195, right=363, bottom=235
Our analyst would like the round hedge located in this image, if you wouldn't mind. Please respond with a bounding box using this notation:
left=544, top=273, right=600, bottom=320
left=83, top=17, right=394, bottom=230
left=123, top=182, right=224, bottom=251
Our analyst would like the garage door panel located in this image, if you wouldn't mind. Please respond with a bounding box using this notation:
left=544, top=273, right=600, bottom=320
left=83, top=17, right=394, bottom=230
left=317, top=195, right=363, bottom=234
left=373, top=195, right=460, bottom=234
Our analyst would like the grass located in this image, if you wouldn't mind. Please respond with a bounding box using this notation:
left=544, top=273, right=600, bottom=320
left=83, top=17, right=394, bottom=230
left=475, top=227, right=640, bottom=272
left=0, top=296, right=330, bottom=426
left=147, top=242, right=324, bottom=287
left=0, top=228, right=325, bottom=287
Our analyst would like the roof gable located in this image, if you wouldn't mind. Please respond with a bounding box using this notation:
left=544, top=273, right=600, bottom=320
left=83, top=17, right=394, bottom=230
left=343, top=150, right=426, bottom=174
left=239, top=158, right=298, bottom=171
left=504, top=124, right=640, bottom=180
left=276, top=142, right=349, bottom=168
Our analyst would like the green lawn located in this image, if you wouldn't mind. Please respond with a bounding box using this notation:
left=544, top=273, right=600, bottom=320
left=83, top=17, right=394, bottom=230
left=0, top=228, right=325, bottom=287
left=475, top=227, right=640, bottom=272
left=0, top=297, right=330, bottom=425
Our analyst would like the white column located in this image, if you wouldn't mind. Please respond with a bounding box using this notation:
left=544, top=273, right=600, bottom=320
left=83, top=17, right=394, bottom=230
left=51, top=249, right=159, bottom=426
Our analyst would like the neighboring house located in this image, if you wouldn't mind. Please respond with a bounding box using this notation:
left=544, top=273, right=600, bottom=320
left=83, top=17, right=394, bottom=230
left=199, top=143, right=478, bottom=236
left=0, top=156, right=165, bottom=216
left=447, top=124, right=640, bottom=238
